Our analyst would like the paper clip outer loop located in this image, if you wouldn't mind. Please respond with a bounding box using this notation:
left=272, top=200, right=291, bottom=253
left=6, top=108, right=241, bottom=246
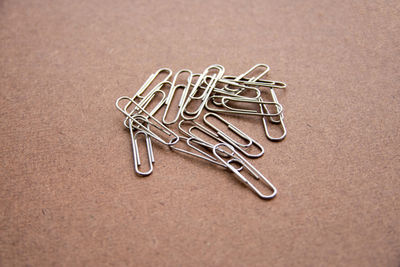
left=203, top=113, right=264, bottom=158
left=178, top=120, right=237, bottom=157
left=169, top=136, right=244, bottom=171
left=203, top=113, right=253, bottom=147
left=129, top=122, right=154, bottom=176
left=261, top=89, right=287, bottom=141
left=221, top=76, right=286, bottom=89
left=162, top=69, right=193, bottom=125
left=116, top=96, right=179, bottom=146
left=178, top=119, right=221, bottom=143
left=205, top=96, right=283, bottom=116
left=181, top=64, right=225, bottom=120
left=123, top=81, right=171, bottom=128
left=125, top=68, right=172, bottom=112
left=223, top=64, right=270, bottom=91
left=235, top=63, right=270, bottom=81
left=213, top=143, right=277, bottom=200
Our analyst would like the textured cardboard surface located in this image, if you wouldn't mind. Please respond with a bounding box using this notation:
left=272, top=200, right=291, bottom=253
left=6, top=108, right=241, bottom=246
left=1, top=0, right=399, bottom=266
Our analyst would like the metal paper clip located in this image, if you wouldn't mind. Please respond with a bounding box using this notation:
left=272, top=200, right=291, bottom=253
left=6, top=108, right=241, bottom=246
left=116, top=96, right=179, bottom=145
left=211, top=82, right=262, bottom=106
left=203, top=113, right=264, bottom=158
left=124, top=68, right=172, bottom=112
left=221, top=96, right=283, bottom=116
left=261, top=89, right=286, bottom=141
left=235, top=63, right=270, bottom=81
left=221, top=76, right=286, bottom=89
left=178, top=119, right=221, bottom=144
left=217, top=64, right=282, bottom=107
left=162, top=69, right=192, bottom=125
left=170, top=136, right=244, bottom=171
left=206, top=96, right=283, bottom=116
left=192, top=74, right=230, bottom=91
left=181, top=64, right=225, bottom=120
left=178, top=120, right=234, bottom=157
left=123, top=81, right=171, bottom=128
left=223, top=64, right=270, bottom=91
left=262, top=87, right=284, bottom=124
left=213, top=143, right=277, bottom=200
left=129, top=120, right=154, bottom=176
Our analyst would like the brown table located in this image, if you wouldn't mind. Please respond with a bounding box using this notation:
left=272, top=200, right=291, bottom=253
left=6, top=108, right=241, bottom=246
left=1, top=0, right=399, bottom=266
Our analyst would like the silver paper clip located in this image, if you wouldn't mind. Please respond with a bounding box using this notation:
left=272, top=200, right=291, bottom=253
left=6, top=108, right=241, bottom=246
left=203, top=113, right=264, bottom=158
left=162, top=69, right=192, bottom=125
left=206, top=96, right=283, bottom=116
left=170, top=136, right=244, bottom=171
left=116, top=96, right=179, bottom=145
left=181, top=64, right=225, bottom=120
left=221, top=76, right=286, bottom=89
left=178, top=119, right=222, bottom=144
left=213, top=143, right=277, bottom=200
left=124, top=68, right=172, bottom=112
left=178, top=120, right=234, bottom=157
left=261, top=88, right=286, bottom=141
left=129, top=120, right=154, bottom=176
left=223, top=64, right=270, bottom=92
left=123, top=81, right=172, bottom=128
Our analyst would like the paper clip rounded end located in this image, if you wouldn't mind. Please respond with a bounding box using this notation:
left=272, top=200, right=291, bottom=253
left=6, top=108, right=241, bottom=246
left=255, top=186, right=278, bottom=200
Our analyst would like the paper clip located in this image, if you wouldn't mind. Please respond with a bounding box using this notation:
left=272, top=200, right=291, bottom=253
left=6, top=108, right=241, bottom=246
left=133, top=84, right=168, bottom=116
left=222, top=96, right=283, bottom=116
left=162, top=69, right=192, bottom=125
left=216, top=64, right=283, bottom=107
left=211, top=82, right=261, bottom=106
left=223, top=64, right=270, bottom=91
left=129, top=121, right=154, bottom=176
left=261, top=89, right=286, bottom=141
left=203, top=113, right=264, bottom=158
left=206, top=96, right=283, bottom=116
left=123, top=81, right=172, bottom=128
left=116, top=96, right=179, bottom=145
left=178, top=120, right=235, bottom=157
left=181, top=64, right=225, bottom=120
left=170, top=136, right=244, bottom=171
left=178, top=119, right=221, bottom=144
left=263, top=87, right=284, bottom=124
left=235, top=63, right=270, bottom=81
left=124, top=68, right=172, bottom=112
left=222, top=76, right=286, bottom=89
left=213, top=143, right=277, bottom=200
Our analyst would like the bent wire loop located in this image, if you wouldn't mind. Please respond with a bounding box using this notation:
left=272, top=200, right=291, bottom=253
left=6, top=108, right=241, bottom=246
left=235, top=63, right=270, bottom=81
left=169, top=136, right=244, bottom=171
left=178, top=119, right=220, bottom=142
left=181, top=64, right=225, bottom=120
left=178, top=119, right=235, bottom=157
left=211, top=82, right=262, bottom=106
left=223, top=63, right=280, bottom=89
left=223, top=63, right=270, bottom=92
left=261, top=88, right=287, bottom=141
left=129, top=121, right=154, bottom=176
left=123, top=81, right=171, bottom=128
left=205, top=95, right=283, bottom=116
left=221, top=76, right=286, bottom=89
left=220, top=96, right=283, bottom=116
left=162, top=69, right=192, bottom=125
left=116, top=96, right=179, bottom=145
left=213, top=143, right=277, bottom=200
left=215, top=64, right=284, bottom=107
left=124, top=68, right=172, bottom=112
left=203, top=113, right=264, bottom=158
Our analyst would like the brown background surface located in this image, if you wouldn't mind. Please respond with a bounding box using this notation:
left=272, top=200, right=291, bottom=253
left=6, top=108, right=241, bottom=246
left=1, top=0, right=399, bottom=266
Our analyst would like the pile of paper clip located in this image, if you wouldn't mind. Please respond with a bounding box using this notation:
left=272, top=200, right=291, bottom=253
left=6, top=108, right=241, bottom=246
left=115, top=64, right=286, bottom=200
